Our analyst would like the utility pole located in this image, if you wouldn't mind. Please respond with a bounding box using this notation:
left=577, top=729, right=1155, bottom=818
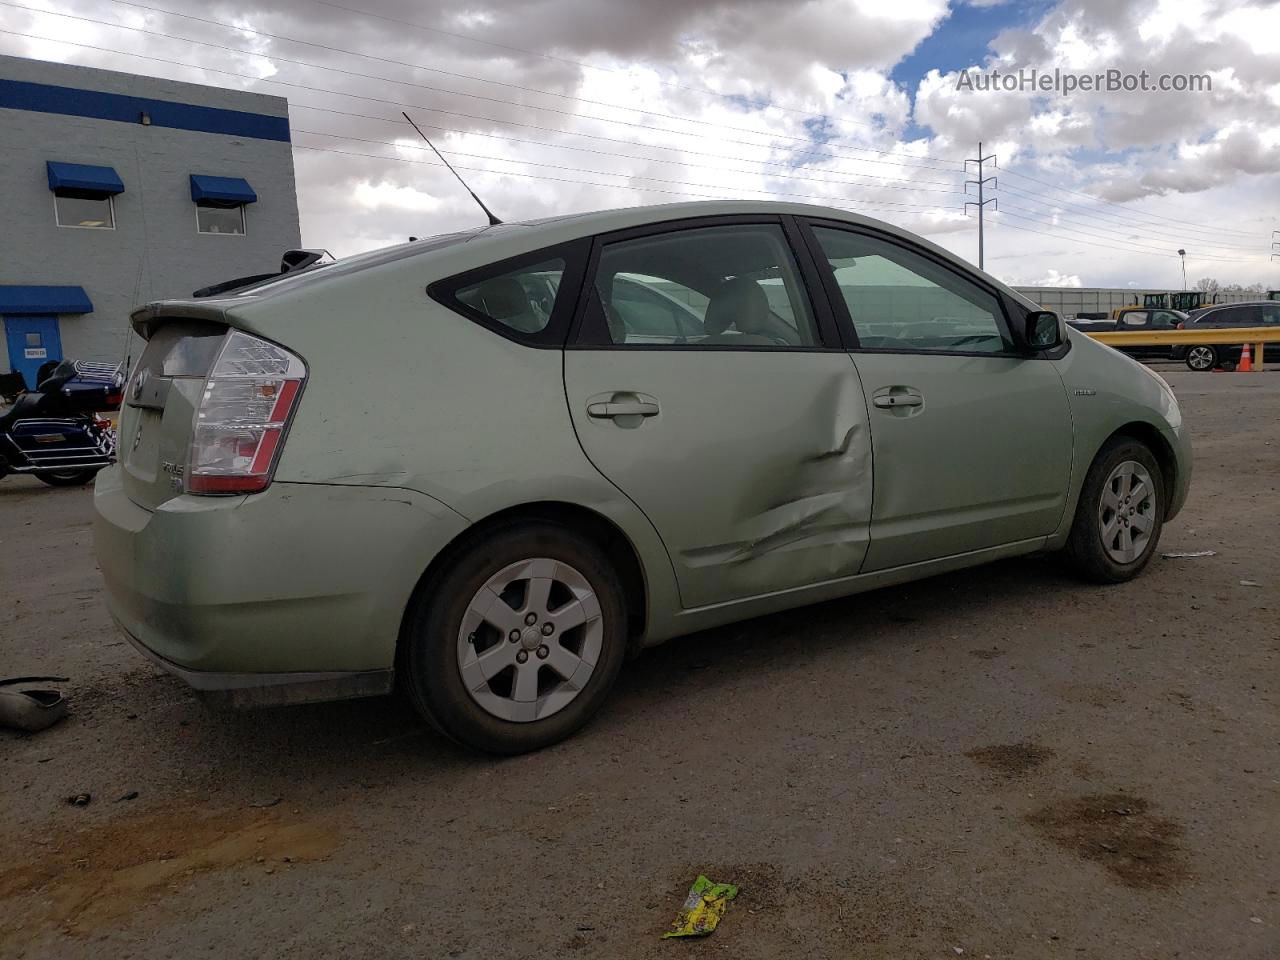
left=965, top=141, right=998, bottom=271
left=1178, top=249, right=1186, bottom=290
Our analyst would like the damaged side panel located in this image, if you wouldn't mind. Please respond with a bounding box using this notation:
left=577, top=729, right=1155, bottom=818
left=564, top=350, right=872, bottom=609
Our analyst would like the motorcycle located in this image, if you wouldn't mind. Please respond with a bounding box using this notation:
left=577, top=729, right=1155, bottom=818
left=0, top=360, right=122, bottom=487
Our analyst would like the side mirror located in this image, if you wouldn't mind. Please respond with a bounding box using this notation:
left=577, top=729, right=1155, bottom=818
left=1024, top=310, right=1062, bottom=350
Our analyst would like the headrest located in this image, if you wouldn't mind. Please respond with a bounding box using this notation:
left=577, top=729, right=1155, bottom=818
left=703, top=277, right=768, bottom=335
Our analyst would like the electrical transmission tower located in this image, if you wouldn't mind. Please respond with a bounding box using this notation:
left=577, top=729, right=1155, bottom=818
left=965, top=141, right=998, bottom=271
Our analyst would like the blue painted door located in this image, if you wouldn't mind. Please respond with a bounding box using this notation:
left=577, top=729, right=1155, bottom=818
left=3, top=315, right=63, bottom=389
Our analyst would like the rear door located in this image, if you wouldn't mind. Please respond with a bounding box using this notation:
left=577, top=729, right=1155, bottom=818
left=562, top=216, right=873, bottom=609
left=801, top=219, right=1074, bottom=572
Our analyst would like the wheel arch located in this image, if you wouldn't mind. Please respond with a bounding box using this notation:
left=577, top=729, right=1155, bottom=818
left=396, top=500, right=651, bottom=665
left=1100, top=421, right=1179, bottom=520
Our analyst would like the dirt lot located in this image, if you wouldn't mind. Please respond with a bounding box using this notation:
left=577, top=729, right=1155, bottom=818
left=1, top=369, right=1277, bottom=959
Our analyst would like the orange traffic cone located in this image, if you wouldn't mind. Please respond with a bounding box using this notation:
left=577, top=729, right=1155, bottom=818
left=1239, top=342, right=1253, bottom=373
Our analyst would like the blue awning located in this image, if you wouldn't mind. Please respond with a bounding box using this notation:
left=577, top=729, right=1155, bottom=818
left=190, top=174, right=257, bottom=204
left=46, top=161, right=124, bottom=195
left=0, top=285, right=93, bottom=314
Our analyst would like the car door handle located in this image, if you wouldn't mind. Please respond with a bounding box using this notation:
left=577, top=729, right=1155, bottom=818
left=587, top=397, right=660, bottom=418
left=872, top=394, right=923, bottom=409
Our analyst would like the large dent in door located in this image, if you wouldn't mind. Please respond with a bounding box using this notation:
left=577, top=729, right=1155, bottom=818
left=678, top=374, right=872, bottom=603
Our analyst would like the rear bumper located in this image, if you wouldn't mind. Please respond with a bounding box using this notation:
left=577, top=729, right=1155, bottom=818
left=118, top=620, right=393, bottom=707
left=93, top=466, right=469, bottom=684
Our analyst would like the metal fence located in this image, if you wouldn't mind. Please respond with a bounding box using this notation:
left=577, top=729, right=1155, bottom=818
left=1014, top=286, right=1258, bottom=318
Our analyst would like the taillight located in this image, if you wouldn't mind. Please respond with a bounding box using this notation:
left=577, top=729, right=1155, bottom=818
left=187, top=330, right=306, bottom=495
left=1176, top=322, right=1185, bottom=330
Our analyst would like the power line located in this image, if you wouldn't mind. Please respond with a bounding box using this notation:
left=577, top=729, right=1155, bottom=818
left=992, top=210, right=1258, bottom=263
left=288, top=100, right=960, bottom=181
left=289, top=142, right=960, bottom=219
left=988, top=219, right=1242, bottom=262
left=7, top=2, right=959, bottom=173
left=998, top=182, right=1264, bottom=251
left=290, top=137, right=960, bottom=212
left=293, top=128, right=964, bottom=196
left=1000, top=166, right=1264, bottom=239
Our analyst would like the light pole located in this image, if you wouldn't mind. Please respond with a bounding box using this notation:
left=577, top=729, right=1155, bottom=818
left=1178, top=249, right=1186, bottom=290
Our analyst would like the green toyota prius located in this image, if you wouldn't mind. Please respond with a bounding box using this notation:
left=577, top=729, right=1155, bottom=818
left=93, top=201, right=1190, bottom=754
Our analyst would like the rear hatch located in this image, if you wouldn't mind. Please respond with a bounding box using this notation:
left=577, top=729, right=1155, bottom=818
left=119, top=314, right=228, bottom=510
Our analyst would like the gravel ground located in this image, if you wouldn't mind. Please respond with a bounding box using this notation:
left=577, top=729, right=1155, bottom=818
left=1, top=368, right=1277, bottom=959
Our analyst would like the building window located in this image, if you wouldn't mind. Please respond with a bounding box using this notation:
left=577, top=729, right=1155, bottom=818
left=47, top=161, right=124, bottom=229
left=53, top=192, right=115, bottom=229
left=196, top=203, right=246, bottom=235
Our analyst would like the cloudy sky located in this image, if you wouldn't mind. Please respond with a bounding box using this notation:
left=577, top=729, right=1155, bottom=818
left=4, top=0, right=1279, bottom=289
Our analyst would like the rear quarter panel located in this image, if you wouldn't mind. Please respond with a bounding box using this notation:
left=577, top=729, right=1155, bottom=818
left=216, top=250, right=681, bottom=642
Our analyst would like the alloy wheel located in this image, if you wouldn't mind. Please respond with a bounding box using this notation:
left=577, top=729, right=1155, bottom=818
left=456, top=557, right=603, bottom=723
left=1098, top=460, right=1157, bottom=564
left=1186, top=346, right=1215, bottom=370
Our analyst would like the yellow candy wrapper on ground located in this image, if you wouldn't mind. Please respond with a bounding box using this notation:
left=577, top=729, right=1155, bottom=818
left=662, top=875, right=739, bottom=938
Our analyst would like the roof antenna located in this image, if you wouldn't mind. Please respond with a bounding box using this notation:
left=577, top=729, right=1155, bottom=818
left=402, top=111, right=502, bottom=226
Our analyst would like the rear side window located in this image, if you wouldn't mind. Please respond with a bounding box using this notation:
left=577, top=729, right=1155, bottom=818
left=1200, top=305, right=1258, bottom=326
left=430, top=240, right=588, bottom=346
left=1120, top=311, right=1149, bottom=327
left=453, top=258, right=565, bottom=335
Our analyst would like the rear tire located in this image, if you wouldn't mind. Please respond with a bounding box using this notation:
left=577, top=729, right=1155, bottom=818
left=1185, top=345, right=1217, bottom=371
left=1064, top=438, right=1164, bottom=583
left=401, top=522, right=628, bottom=755
left=35, top=469, right=99, bottom=487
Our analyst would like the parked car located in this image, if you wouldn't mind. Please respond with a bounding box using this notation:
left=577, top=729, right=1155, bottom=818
left=1176, top=301, right=1280, bottom=370
left=1066, top=307, right=1188, bottom=361
left=93, top=201, right=1190, bottom=754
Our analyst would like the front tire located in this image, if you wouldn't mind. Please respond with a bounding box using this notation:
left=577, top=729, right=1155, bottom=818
left=401, top=522, right=628, bottom=754
left=1185, top=345, right=1217, bottom=371
left=35, top=469, right=99, bottom=486
left=1064, top=439, right=1165, bottom=583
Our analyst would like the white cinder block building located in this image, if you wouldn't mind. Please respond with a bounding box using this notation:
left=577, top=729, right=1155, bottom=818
left=0, top=55, right=301, bottom=387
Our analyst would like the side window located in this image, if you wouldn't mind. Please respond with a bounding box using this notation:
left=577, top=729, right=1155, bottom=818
left=1216, top=306, right=1259, bottom=326
left=1260, top=303, right=1280, bottom=324
left=452, top=258, right=565, bottom=335
left=810, top=226, right=1011, bottom=353
left=587, top=223, right=818, bottom=347
left=1151, top=311, right=1176, bottom=329
left=1120, top=311, right=1149, bottom=328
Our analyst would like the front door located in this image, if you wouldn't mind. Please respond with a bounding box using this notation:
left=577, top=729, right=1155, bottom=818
left=563, top=219, right=874, bottom=609
left=3, top=315, right=63, bottom=389
left=804, top=221, right=1074, bottom=572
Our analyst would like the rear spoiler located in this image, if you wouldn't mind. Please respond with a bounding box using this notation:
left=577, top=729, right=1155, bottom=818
left=191, top=248, right=334, bottom=299
left=130, top=300, right=231, bottom=339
